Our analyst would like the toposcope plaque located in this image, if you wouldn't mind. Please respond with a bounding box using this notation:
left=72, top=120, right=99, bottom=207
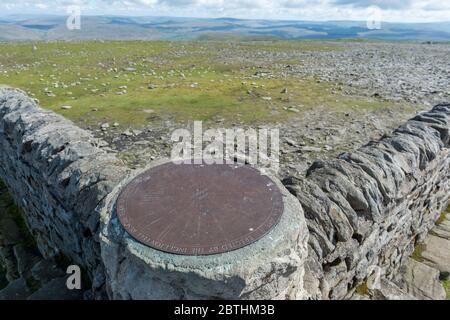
left=116, top=162, right=284, bottom=256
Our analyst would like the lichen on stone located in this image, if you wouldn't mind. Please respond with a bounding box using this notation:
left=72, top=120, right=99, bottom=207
left=411, top=243, right=427, bottom=263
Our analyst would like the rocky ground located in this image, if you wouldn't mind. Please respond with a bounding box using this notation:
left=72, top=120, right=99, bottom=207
left=285, top=42, right=450, bottom=106
left=2, top=41, right=449, bottom=180
left=0, top=182, right=84, bottom=300
left=103, top=105, right=421, bottom=180
left=96, top=41, right=450, bottom=179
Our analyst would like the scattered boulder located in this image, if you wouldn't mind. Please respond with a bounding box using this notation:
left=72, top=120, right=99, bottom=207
left=300, top=146, right=322, bottom=152
left=254, top=71, right=272, bottom=77
left=286, top=106, right=300, bottom=113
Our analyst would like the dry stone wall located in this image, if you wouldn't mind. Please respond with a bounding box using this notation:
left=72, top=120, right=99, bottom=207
left=0, top=86, right=127, bottom=296
left=0, top=85, right=449, bottom=299
left=284, top=103, right=450, bottom=299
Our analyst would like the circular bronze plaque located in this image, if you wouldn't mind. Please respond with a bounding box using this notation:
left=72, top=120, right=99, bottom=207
left=116, top=162, right=284, bottom=255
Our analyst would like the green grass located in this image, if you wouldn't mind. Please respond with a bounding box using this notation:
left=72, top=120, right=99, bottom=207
left=436, top=206, right=449, bottom=225
left=234, top=40, right=343, bottom=52
left=355, top=282, right=370, bottom=296
left=442, top=279, right=450, bottom=300
left=25, top=276, right=41, bottom=293
left=411, top=243, right=426, bottom=262
left=0, top=41, right=412, bottom=129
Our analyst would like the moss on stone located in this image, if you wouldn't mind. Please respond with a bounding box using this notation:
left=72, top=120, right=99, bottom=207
left=355, top=282, right=369, bottom=296
left=411, top=243, right=426, bottom=262
left=436, top=206, right=449, bottom=225
left=442, top=279, right=450, bottom=300
left=25, top=275, right=41, bottom=293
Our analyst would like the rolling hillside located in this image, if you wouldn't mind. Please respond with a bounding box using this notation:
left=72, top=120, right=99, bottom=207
left=0, top=15, right=449, bottom=41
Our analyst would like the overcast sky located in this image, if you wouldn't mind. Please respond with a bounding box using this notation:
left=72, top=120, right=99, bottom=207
left=1, top=0, right=449, bottom=22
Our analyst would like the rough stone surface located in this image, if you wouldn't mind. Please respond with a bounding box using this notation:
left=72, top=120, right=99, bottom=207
left=0, top=277, right=31, bottom=300
left=421, top=235, right=450, bottom=274
left=30, top=259, right=66, bottom=284
left=284, top=103, right=450, bottom=299
left=100, top=162, right=309, bottom=300
left=370, top=278, right=416, bottom=300
left=13, top=244, right=40, bottom=277
left=27, top=277, right=84, bottom=300
left=1, top=86, right=449, bottom=300
left=433, top=218, right=450, bottom=240
left=0, top=86, right=128, bottom=296
left=399, top=258, right=446, bottom=300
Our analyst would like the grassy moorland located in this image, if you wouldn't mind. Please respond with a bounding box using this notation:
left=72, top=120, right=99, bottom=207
left=0, top=40, right=410, bottom=130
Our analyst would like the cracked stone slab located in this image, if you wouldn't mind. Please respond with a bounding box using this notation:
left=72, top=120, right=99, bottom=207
left=421, top=235, right=450, bottom=275
left=372, top=279, right=417, bottom=300
left=400, top=258, right=446, bottom=300
left=432, top=217, right=450, bottom=240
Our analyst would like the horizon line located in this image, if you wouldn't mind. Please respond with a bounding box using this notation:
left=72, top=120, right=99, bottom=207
left=1, top=13, right=450, bottom=25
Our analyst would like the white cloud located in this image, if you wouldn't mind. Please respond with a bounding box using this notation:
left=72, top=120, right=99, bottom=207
left=0, top=0, right=449, bottom=22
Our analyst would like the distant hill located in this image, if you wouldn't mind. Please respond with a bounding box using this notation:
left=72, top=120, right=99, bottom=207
left=0, top=15, right=449, bottom=42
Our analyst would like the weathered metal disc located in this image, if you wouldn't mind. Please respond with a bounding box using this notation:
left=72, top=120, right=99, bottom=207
left=116, top=162, right=284, bottom=256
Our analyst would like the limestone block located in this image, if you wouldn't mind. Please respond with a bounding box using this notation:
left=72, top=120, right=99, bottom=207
left=100, top=163, right=309, bottom=300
